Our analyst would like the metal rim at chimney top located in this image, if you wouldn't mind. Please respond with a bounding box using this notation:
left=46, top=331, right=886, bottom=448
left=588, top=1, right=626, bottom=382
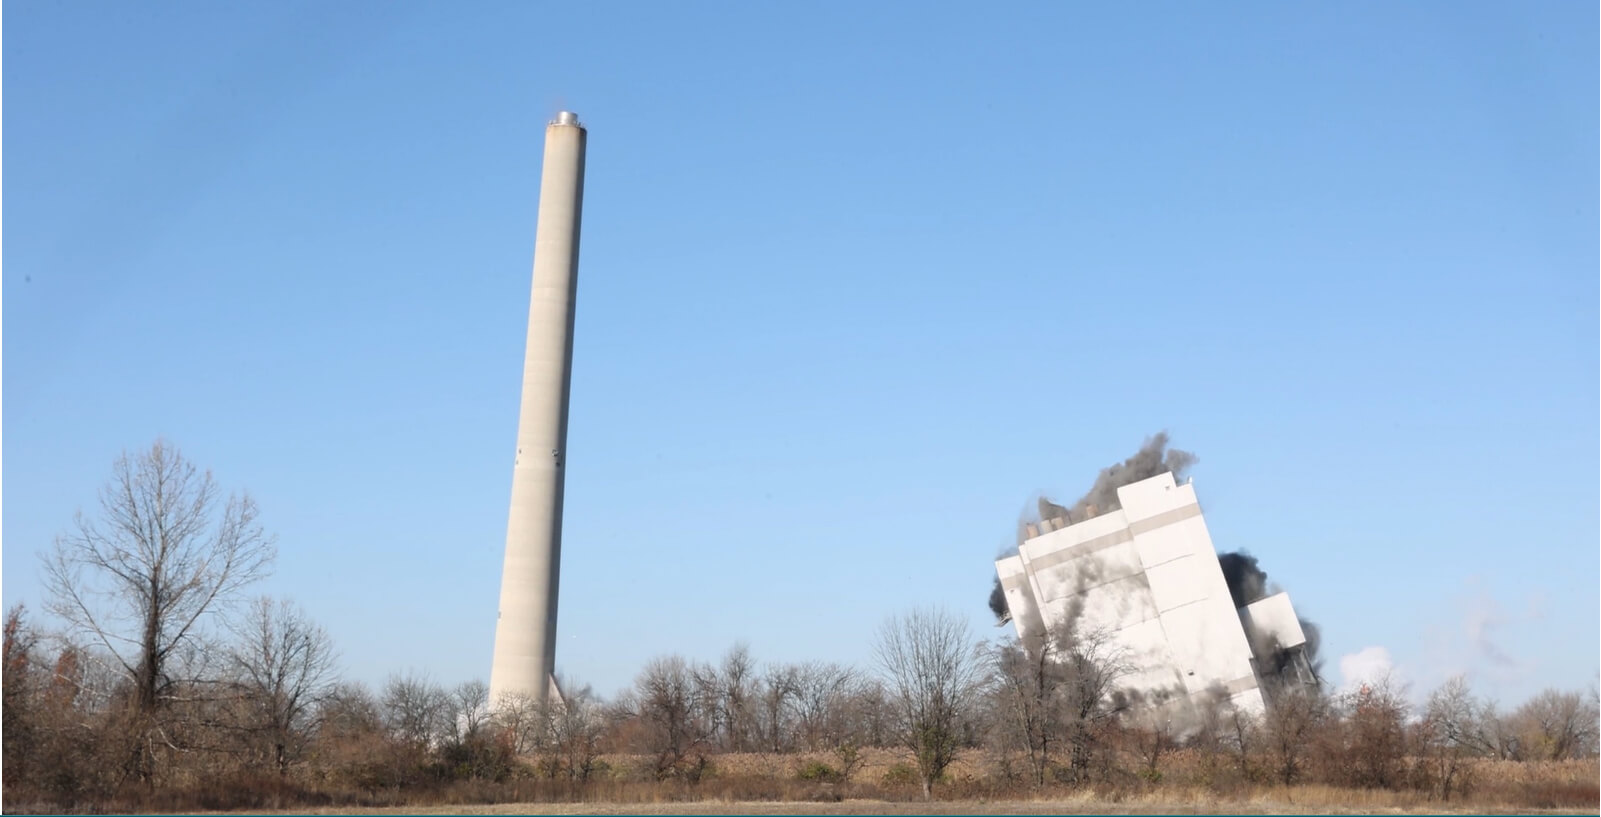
left=553, top=111, right=581, bottom=127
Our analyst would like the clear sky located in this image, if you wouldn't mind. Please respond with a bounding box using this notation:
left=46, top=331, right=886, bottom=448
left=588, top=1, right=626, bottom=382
left=3, top=1, right=1596, bottom=707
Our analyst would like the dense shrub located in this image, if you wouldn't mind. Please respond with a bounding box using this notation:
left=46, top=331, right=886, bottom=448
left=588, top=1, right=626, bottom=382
left=882, top=761, right=920, bottom=786
left=796, top=760, right=840, bottom=782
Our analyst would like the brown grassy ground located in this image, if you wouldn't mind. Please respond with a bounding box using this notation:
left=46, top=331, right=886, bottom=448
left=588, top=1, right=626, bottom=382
left=198, top=793, right=1598, bottom=816
left=130, top=750, right=1601, bottom=815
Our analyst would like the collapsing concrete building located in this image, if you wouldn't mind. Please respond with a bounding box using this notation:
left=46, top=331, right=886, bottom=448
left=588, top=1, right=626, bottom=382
left=994, top=471, right=1315, bottom=725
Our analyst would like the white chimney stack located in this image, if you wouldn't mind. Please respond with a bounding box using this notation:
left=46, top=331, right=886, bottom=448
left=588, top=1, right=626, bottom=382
left=489, top=111, right=586, bottom=708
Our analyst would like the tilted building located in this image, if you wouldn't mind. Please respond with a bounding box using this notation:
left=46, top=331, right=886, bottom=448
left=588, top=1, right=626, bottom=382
left=994, top=471, right=1314, bottom=727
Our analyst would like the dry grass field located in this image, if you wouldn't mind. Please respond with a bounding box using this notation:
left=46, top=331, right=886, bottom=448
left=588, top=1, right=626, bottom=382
left=165, top=751, right=1598, bottom=816
left=219, top=796, right=1599, bottom=816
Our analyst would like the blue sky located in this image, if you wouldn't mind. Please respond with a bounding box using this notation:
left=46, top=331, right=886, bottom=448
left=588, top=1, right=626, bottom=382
left=4, top=1, right=1596, bottom=706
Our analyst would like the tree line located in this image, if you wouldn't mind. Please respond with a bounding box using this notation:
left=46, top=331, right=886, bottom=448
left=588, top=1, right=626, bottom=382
left=3, top=442, right=1596, bottom=811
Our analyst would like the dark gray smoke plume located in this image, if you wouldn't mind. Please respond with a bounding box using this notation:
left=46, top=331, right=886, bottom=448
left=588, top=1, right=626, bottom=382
left=1219, top=550, right=1324, bottom=684
left=1057, top=432, right=1197, bottom=524
left=1038, top=497, right=1071, bottom=525
left=988, top=579, right=1010, bottom=624
left=1218, top=551, right=1271, bottom=609
left=989, top=433, right=1196, bottom=624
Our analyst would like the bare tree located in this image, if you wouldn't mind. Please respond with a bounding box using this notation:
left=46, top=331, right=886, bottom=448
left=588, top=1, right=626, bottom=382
left=1262, top=686, right=1327, bottom=784
left=381, top=671, right=449, bottom=750
left=1418, top=676, right=1499, bottom=799
left=3, top=606, right=42, bottom=785
left=41, top=440, right=276, bottom=777
left=1337, top=677, right=1410, bottom=788
left=311, top=681, right=386, bottom=785
left=225, top=597, right=337, bottom=775
left=989, top=629, right=1065, bottom=786
left=633, top=655, right=719, bottom=781
left=439, top=679, right=517, bottom=780
left=319, top=681, right=383, bottom=738
left=1589, top=683, right=1601, bottom=757
left=493, top=689, right=547, bottom=756
left=1131, top=714, right=1176, bottom=783
left=1058, top=626, right=1136, bottom=783
left=1509, top=688, right=1600, bottom=761
left=546, top=675, right=604, bottom=780
left=755, top=663, right=800, bottom=753
left=1423, top=676, right=1503, bottom=757
left=1186, top=686, right=1252, bottom=781
left=1223, top=703, right=1258, bottom=778
left=875, top=607, right=984, bottom=799
left=718, top=643, right=757, bottom=752
left=793, top=661, right=859, bottom=752
left=990, top=620, right=1133, bottom=787
left=446, top=680, right=493, bottom=744
left=3, top=607, right=150, bottom=805
left=845, top=678, right=893, bottom=749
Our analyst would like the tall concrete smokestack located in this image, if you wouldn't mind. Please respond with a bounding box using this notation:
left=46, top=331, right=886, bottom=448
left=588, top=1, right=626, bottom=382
left=489, top=110, right=586, bottom=708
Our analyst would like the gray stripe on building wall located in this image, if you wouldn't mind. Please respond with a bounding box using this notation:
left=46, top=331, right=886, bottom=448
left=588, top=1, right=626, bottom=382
left=1073, top=569, right=1152, bottom=603
left=1127, top=502, right=1203, bottom=537
left=1000, top=573, right=1033, bottom=595
left=1023, top=528, right=1134, bottom=573
left=1023, top=504, right=1203, bottom=575
left=1224, top=674, right=1259, bottom=695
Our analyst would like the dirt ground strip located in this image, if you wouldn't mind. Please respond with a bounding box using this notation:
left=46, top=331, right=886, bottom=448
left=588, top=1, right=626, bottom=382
left=216, top=798, right=1600, bottom=816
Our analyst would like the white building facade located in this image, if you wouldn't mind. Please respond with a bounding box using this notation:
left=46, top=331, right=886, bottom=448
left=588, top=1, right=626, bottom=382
left=995, top=472, right=1311, bottom=726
